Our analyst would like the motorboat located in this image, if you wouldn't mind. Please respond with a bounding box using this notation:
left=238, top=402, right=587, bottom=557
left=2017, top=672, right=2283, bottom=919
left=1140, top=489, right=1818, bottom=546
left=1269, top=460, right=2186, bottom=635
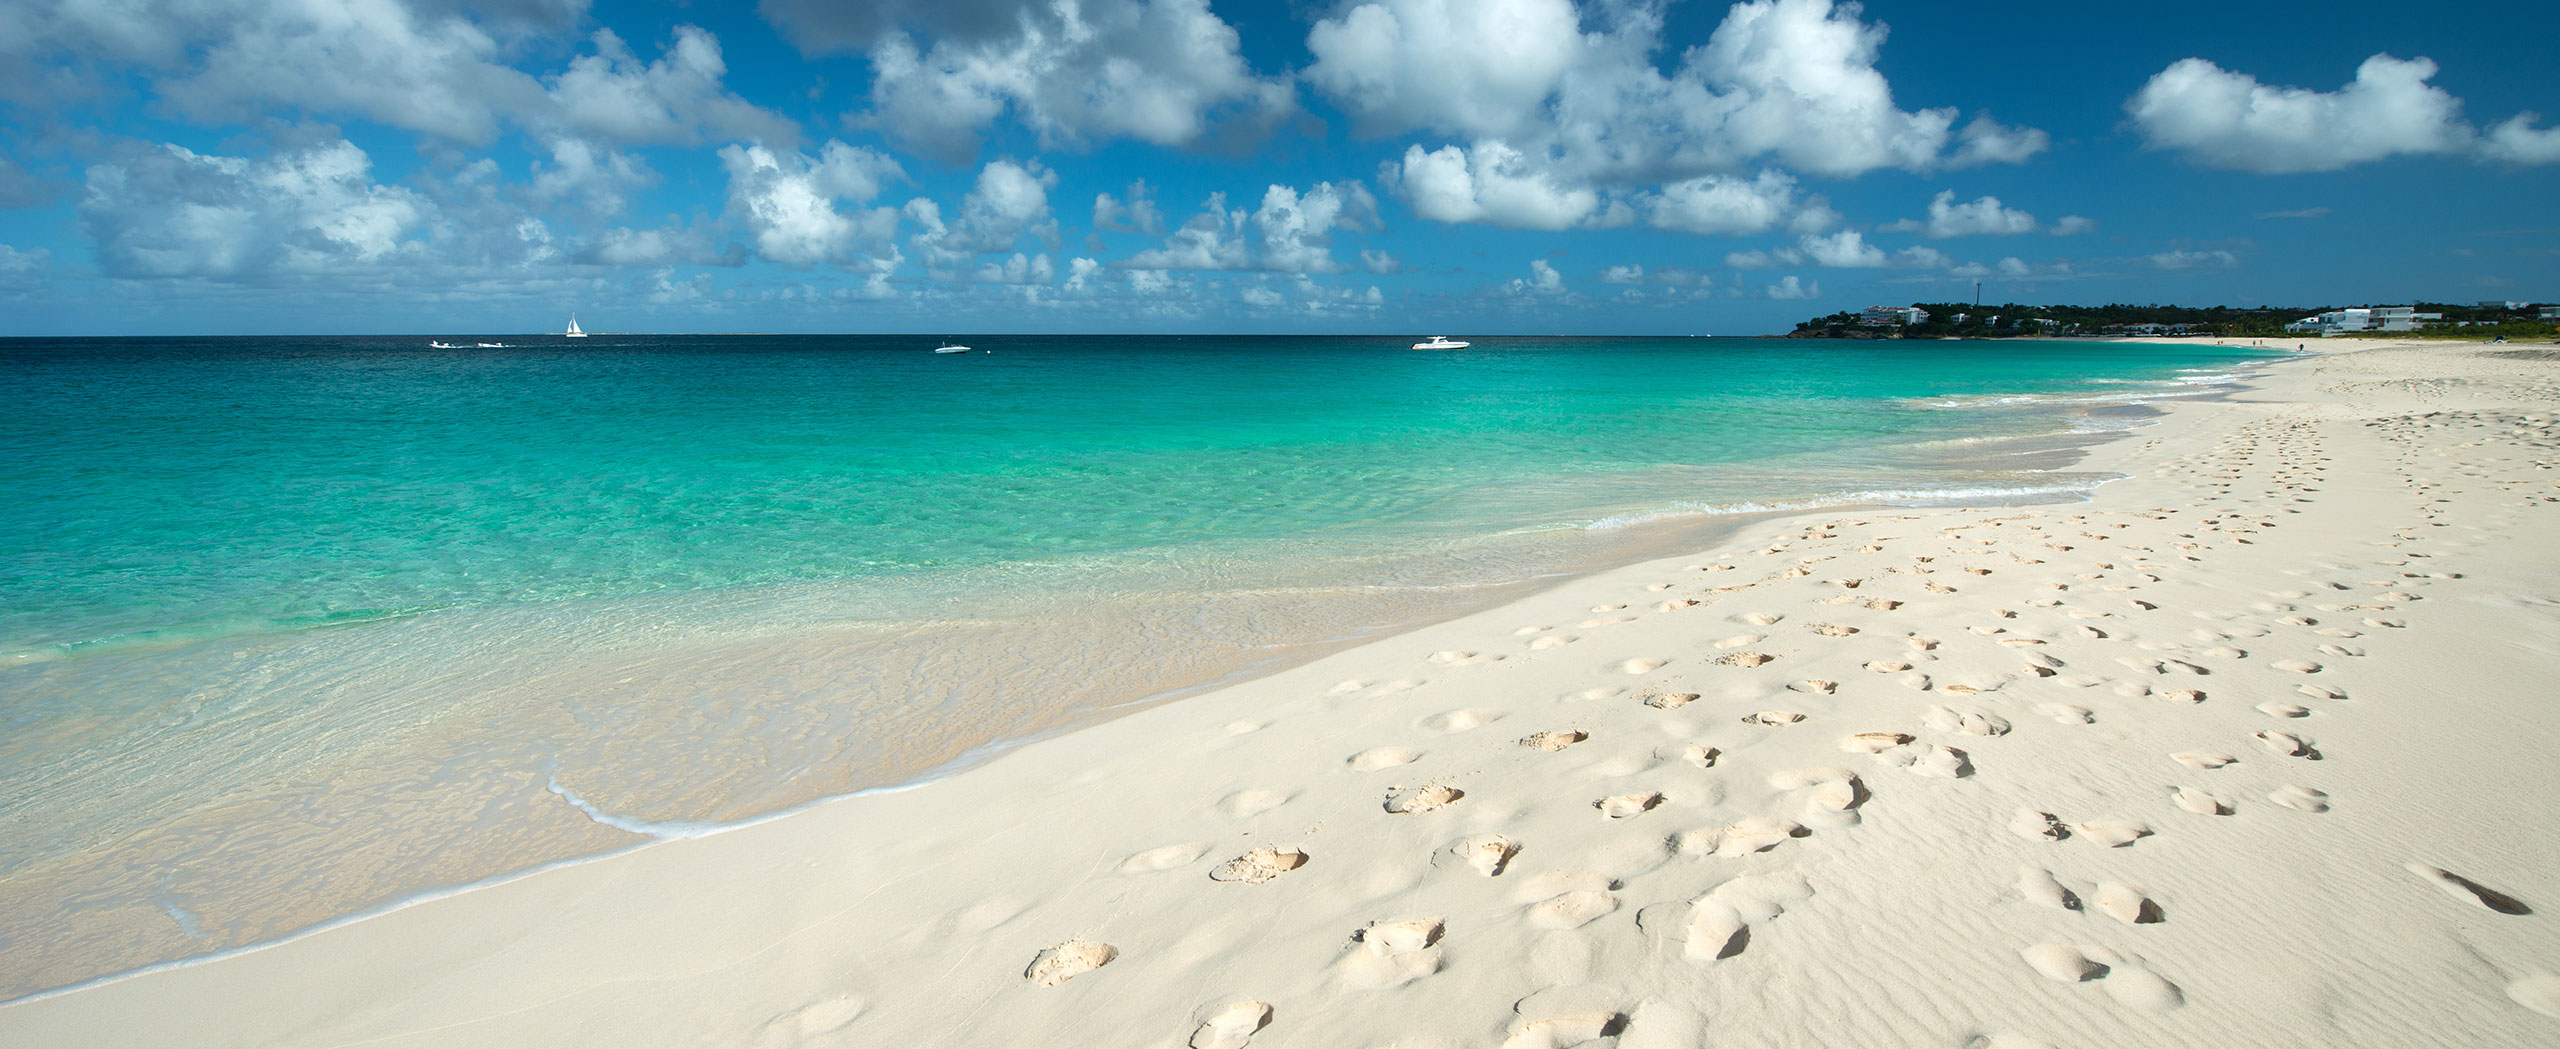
left=933, top=341, right=971, bottom=354
left=428, top=341, right=458, bottom=348
left=475, top=342, right=505, bottom=348
left=1411, top=336, right=1470, bottom=350
left=565, top=316, right=587, bottom=338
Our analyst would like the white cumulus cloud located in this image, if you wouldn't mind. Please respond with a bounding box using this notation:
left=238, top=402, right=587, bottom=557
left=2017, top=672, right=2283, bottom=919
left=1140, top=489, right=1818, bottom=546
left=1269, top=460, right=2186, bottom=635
left=719, top=141, right=904, bottom=268
left=1343, top=0, right=2045, bottom=193
left=1797, top=229, right=1885, bottom=267
left=78, top=138, right=431, bottom=278
left=1642, top=170, right=1835, bottom=236
left=2127, top=53, right=2560, bottom=172
left=1387, top=141, right=1603, bottom=230
left=838, top=0, right=1294, bottom=161
left=1881, top=189, right=2036, bottom=237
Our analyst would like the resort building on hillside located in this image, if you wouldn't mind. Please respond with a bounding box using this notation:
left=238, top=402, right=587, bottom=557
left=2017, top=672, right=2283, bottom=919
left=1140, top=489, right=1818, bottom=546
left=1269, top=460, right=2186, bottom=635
left=2286, top=306, right=2440, bottom=336
left=1859, top=305, right=1929, bottom=327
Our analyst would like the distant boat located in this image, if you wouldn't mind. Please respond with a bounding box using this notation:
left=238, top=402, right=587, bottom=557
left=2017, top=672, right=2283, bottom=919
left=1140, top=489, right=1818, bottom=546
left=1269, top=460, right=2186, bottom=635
left=475, top=342, right=504, bottom=348
left=565, top=316, right=587, bottom=338
left=428, top=341, right=457, bottom=348
left=1411, top=336, right=1470, bottom=350
left=934, top=340, right=971, bottom=354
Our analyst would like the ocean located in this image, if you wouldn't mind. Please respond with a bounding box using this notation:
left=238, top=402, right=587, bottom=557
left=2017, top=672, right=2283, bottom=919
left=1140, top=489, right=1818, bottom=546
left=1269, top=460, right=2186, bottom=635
left=0, top=333, right=2282, bottom=998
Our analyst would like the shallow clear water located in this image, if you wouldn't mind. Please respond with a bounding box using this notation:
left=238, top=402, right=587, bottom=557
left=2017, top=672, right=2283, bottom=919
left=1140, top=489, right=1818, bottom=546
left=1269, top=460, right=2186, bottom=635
left=0, top=333, right=2279, bottom=998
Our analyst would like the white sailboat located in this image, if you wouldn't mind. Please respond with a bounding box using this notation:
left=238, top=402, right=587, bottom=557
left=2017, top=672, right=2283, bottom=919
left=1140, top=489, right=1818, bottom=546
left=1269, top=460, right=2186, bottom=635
left=565, top=316, right=587, bottom=338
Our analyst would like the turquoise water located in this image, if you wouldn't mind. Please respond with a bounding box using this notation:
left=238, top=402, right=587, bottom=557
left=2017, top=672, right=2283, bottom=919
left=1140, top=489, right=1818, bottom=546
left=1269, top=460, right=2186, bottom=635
left=1, top=335, right=2266, bottom=661
left=0, top=334, right=2281, bottom=998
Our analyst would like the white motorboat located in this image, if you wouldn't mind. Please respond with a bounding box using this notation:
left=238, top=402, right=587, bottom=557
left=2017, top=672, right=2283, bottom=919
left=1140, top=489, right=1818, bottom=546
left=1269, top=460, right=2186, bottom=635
left=428, top=341, right=458, bottom=348
left=933, top=341, right=971, bottom=354
left=1411, top=335, right=1470, bottom=350
left=565, top=316, right=587, bottom=338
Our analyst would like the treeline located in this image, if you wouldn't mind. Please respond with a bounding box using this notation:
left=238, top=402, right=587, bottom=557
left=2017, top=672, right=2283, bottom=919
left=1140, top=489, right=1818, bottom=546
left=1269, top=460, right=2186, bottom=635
left=1789, top=301, right=2556, bottom=339
left=1789, top=303, right=2314, bottom=338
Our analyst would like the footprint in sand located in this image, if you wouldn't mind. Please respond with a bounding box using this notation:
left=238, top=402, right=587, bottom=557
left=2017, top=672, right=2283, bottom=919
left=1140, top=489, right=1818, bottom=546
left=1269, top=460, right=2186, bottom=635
left=1741, top=710, right=1806, bottom=726
left=1420, top=709, right=1501, bottom=733
left=2172, top=787, right=2233, bottom=815
left=1679, top=744, right=1720, bottom=768
left=1643, top=691, right=1700, bottom=710
left=2407, top=864, right=2532, bottom=914
left=1519, top=729, right=1588, bottom=751
left=1500, top=987, right=1628, bottom=1049
left=1841, top=731, right=1913, bottom=754
left=2038, top=703, right=2094, bottom=724
left=1528, top=635, right=1576, bottom=650
left=2073, top=821, right=2152, bottom=848
left=1025, top=939, right=1118, bottom=986
left=1188, top=1002, right=1273, bottom=1049
left=2018, top=867, right=2079, bottom=911
left=1595, top=791, right=1665, bottom=819
left=1681, top=817, right=1804, bottom=858
left=1446, top=834, right=1520, bottom=876
left=1618, top=657, right=1668, bottom=674
left=1384, top=783, right=1464, bottom=814
left=1790, top=679, right=1838, bottom=694
left=2508, top=972, right=2560, bottom=1018
left=1349, top=746, right=1421, bottom=771
left=1337, top=918, right=1445, bottom=990
left=1923, top=705, right=2012, bottom=736
left=1715, top=651, right=1777, bottom=668
left=2094, top=883, right=2161, bottom=924
left=1211, top=846, right=1309, bottom=884
left=2253, top=730, right=2318, bottom=758
left=1675, top=873, right=1812, bottom=963
left=2268, top=785, right=2330, bottom=812
left=1219, top=789, right=1294, bottom=817
left=1527, top=890, right=1621, bottom=930
left=2018, top=944, right=2183, bottom=1011
left=1121, top=843, right=1211, bottom=872
left=1875, top=741, right=1970, bottom=778
left=2171, top=751, right=2236, bottom=770
left=2256, top=702, right=2310, bottom=718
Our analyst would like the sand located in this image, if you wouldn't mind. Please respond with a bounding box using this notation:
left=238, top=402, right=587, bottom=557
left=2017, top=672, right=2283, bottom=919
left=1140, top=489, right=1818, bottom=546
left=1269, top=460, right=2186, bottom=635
left=4, top=338, right=2556, bottom=1048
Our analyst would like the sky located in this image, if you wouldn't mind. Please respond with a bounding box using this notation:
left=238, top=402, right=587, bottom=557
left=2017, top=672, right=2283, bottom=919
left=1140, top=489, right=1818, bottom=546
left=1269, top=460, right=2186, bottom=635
left=0, top=0, right=2553, bottom=336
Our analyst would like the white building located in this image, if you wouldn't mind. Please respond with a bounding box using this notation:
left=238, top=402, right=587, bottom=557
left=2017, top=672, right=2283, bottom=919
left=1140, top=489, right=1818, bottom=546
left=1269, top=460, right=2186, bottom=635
left=1859, top=305, right=1929, bottom=326
left=2542, top=306, right=2560, bottom=320
left=2286, top=306, right=2424, bottom=336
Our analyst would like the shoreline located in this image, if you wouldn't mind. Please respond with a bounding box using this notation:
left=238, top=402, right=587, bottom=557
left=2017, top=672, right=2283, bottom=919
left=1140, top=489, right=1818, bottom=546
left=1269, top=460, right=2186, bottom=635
left=14, top=337, right=2557, bottom=1047
left=0, top=342, right=2271, bottom=1002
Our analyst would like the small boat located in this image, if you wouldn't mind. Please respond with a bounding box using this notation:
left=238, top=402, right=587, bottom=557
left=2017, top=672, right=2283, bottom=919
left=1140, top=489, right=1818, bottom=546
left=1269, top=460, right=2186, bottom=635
left=933, top=340, right=971, bottom=354
left=476, top=342, right=505, bottom=348
left=428, top=341, right=457, bottom=348
left=565, top=316, right=587, bottom=338
left=1411, top=336, right=1470, bottom=350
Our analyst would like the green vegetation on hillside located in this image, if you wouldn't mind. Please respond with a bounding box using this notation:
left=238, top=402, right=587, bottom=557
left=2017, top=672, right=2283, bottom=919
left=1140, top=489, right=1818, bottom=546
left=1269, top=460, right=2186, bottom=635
left=1788, top=301, right=2555, bottom=340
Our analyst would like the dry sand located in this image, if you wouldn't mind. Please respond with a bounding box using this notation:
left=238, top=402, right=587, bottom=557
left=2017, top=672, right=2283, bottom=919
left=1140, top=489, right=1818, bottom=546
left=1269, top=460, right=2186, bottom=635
left=4, top=338, right=2556, bottom=1049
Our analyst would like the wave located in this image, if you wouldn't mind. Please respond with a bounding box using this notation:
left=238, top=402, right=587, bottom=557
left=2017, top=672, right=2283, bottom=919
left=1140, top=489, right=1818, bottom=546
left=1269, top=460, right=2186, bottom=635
left=1578, top=479, right=2120, bottom=531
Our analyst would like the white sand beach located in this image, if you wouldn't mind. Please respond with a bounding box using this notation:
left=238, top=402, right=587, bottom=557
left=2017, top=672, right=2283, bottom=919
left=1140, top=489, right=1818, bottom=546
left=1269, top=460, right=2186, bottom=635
left=4, top=338, right=2555, bottom=1048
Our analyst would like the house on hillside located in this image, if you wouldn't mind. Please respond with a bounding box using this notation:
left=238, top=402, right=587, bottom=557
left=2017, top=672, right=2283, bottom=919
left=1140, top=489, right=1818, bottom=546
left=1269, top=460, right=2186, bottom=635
left=1859, top=305, right=1928, bottom=327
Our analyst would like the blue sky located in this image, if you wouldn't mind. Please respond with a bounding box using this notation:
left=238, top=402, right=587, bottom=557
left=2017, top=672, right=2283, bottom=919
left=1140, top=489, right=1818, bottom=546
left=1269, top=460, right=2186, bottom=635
left=0, top=0, right=2552, bottom=336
